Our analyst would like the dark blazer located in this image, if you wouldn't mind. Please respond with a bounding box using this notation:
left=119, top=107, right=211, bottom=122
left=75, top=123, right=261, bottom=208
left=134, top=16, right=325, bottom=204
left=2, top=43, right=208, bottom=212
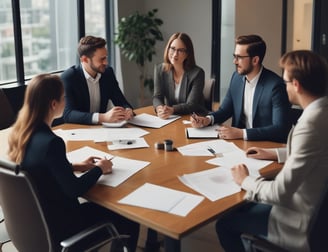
left=21, top=123, right=103, bottom=245
left=153, top=63, right=207, bottom=115
left=211, top=68, right=291, bottom=143
left=61, top=65, right=133, bottom=124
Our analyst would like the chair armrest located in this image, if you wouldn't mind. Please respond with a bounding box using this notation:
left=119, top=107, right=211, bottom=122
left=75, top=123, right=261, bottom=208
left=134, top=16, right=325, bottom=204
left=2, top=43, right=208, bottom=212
left=60, top=221, right=129, bottom=252
left=241, top=233, right=289, bottom=252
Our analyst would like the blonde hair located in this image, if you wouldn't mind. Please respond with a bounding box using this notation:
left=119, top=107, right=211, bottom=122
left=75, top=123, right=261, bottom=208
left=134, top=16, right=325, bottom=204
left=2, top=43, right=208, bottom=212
left=8, top=74, right=64, bottom=163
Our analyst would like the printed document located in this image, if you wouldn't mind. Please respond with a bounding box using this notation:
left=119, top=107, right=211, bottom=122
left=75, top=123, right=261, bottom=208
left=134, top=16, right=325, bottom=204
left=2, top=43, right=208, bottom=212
left=118, top=183, right=204, bottom=216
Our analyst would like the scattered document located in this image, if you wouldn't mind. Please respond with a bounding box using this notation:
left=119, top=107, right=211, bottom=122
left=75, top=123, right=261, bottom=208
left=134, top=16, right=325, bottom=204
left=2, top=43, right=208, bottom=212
left=102, top=121, right=127, bottom=128
left=179, top=167, right=241, bottom=201
left=107, top=138, right=149, bottom=150
left=177, top=139, right=240, bottom=156
left=118, top=183, right=204, bottom=216
left=206, top=149, right=273, bottom=177
left=67, top=146, right=150, bottom=187
left=95, top=128, right=149, bottom=142
left=128, top=113, right=181, bottom=128
left=185, top=125, right=219, bottom=139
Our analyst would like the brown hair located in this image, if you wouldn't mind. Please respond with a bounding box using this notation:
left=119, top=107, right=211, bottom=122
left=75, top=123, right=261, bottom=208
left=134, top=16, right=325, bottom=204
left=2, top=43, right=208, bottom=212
left=77, top=36, right=106, bottom=58
left=280, top=50, right=328, bottom=96
left=8, top=74, right=64, bottom=163
left=236, top=34, right=266, bottom=64
left=163, top=32, right=196, bottom=71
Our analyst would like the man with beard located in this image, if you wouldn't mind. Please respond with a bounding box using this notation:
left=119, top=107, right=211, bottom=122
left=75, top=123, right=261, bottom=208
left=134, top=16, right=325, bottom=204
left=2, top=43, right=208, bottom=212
left=61, top=36, right=134, bottom=125
left=190, top=35, right=291, bottom=143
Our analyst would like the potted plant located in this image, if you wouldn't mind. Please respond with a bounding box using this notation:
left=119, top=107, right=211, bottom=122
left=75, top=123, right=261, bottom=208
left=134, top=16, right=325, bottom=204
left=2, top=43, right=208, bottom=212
left=114, top=9, right=163, bottom=105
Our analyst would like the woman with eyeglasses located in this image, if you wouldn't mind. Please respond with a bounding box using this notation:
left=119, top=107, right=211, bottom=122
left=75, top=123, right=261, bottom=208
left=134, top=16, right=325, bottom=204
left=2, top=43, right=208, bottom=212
left=153, top=32, right=207, bottom=119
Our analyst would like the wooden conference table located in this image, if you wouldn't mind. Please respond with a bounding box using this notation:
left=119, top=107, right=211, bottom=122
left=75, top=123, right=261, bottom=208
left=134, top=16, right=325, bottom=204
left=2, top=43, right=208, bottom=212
left=59, top=106, right=284, bottom=242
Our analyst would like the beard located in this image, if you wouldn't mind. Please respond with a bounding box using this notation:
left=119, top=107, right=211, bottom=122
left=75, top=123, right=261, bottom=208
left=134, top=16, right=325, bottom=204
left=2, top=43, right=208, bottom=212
left=236, top=64, right=253, bottom=76
left=90, top=60, right=106, bottom=74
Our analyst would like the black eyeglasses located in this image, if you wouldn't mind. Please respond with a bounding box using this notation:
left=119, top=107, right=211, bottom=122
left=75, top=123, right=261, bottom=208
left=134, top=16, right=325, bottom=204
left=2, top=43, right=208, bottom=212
left=283, top=80, right=293, bottom=84
left=169, top=46, right=187, bottom=54
left=233, top=54, right=251, bottom=61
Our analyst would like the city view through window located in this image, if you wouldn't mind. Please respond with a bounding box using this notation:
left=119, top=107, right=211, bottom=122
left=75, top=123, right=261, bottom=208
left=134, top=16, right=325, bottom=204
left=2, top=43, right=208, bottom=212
left=0, top=0, right=105, bottom=85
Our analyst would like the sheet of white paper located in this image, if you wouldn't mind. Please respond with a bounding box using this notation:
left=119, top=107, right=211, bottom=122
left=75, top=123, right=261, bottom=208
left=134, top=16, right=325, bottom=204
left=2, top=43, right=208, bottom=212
left=179, top=167, right=241, bottom=201
left=97, top=156, right=150, bottom=187
left=206, top=149, right=273, bottom=177
left=94, top=128, right=150, bottom=142
left=177, top=139, right=240, bottom=156
left=107, top=138, right=149, bottom=150
left=186, top=125, right=219, bottom=138
left=102, top=121, right=127, bottom=128
left=68, top=147, right=150, bottom=187
left=118, top=183, right=204, bottom=216
left=56, top=128, right=107, bottom=141
left=67, top=146, right=113, bottom=162
left=128, top=113, right=181, bottom=128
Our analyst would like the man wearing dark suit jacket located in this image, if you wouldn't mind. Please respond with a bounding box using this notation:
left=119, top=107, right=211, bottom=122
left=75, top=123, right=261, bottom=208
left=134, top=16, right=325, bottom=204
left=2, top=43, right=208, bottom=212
left=61, top=36, right=134, bottom=125
left=191, top=35, right=291, bottom=143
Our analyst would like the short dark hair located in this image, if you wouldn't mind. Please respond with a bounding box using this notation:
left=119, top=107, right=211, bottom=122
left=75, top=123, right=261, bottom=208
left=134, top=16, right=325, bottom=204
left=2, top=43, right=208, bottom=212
left=77, top=36, right=106, bottom=58
left=280, top=50, right=328, bottom=96
left=236, top=35, right=266, bottom=64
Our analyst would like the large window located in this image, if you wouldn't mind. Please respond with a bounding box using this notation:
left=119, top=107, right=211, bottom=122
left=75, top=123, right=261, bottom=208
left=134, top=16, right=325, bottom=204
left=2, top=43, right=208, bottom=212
left=0, top=0, right=85, bottom=85
left=0, top=0, right=16, bottom=84
left=85, top=0, right=106, bottom=38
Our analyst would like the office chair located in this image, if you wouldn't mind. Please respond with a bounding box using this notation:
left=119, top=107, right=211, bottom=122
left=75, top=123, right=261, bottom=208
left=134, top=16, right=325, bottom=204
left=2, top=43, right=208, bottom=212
left=0, top=207, right=10, bottom=252
left=0, top=89, right=15, bottom=130
left=203, top=78, right=215, bottom=112
left=241, top=183, right=328, bottom=252
left=0, top=158, right=129, bottom=252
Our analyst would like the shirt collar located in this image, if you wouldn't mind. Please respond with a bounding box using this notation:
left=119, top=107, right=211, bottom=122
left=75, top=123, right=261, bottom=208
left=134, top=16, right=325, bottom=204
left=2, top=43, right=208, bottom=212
left=244, top=66, right=263, bottom=86
left=81, top=63, right=101, bottom=82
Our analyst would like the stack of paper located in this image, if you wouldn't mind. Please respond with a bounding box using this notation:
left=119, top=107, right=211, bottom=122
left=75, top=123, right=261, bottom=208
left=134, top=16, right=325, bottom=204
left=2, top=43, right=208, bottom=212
left=67, top=146, right=150, bottom=187
left=179, top=167, right=241, bottom=201
left=128, top=113, right=181, bottom=128
left=118, top=183, right=204, bottom=216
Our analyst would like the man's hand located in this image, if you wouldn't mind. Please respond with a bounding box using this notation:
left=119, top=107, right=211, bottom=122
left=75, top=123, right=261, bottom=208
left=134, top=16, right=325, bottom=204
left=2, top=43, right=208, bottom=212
left=217, top=125, right=243, bottom=139
left=99, top=106, right=128, bottom=123
left=231, top=163, right=249, bottom=185
left=190, top=114, right=210, bottom=128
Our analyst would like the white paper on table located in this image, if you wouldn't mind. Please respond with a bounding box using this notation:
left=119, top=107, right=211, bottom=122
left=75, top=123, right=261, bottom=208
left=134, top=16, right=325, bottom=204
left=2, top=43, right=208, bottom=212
left=179, top=167, right=241, bottom=201
left=177, top=139, right=241, bottom=156
left=68, top=146, right=150, bottom=187
left=118, top=183, right=204, bottom=216
left=206, top=149, right=273, bottom=177
left=102, top=121, right=127, bottom=128
left=185, top=125, right=219, bottom=138
left=107, top=138, right=149, bottom=150
left=94, top=128, right=150, bottom=142
left=67, top=146, right=113, bottom=162
left=97, top=156, right=150, bottom=187
left=128, top=113, right=181, bottom=128
left=55, top=128, right=106, bottom=141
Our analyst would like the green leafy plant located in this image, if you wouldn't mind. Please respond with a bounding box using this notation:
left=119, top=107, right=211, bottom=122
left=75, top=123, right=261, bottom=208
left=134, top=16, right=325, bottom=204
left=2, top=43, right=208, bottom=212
left=114, top=9, right=163, bottom=103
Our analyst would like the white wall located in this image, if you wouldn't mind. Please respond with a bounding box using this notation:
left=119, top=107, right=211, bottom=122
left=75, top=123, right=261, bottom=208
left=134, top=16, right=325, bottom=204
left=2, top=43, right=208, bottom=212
left=116, top=0, right=284, bottom=108
left=235, top=0, right=283, bottom=75
left=116, top=0, right=212, bottom=108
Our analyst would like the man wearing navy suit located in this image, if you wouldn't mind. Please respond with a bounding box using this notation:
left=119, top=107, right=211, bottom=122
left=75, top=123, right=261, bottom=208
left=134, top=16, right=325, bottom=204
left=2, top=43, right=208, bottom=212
left=61, top=36, right=134, bottom=125
left=191, top=35, right=291, bottom=143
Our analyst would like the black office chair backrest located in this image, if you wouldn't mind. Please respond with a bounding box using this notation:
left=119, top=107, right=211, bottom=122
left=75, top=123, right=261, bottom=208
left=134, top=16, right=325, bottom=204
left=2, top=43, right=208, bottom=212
left=203, top=78, right=215, bottom=112
left=0, top=89, right=15, bottom=130
left=0, top=158, right=54, bottom=252
left=308, top=182, right=328, bottom=251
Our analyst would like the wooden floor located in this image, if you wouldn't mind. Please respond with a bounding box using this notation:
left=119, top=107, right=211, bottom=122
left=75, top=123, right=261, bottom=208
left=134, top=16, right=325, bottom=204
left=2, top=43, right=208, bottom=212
left=1, top=221, right=224, bottom=252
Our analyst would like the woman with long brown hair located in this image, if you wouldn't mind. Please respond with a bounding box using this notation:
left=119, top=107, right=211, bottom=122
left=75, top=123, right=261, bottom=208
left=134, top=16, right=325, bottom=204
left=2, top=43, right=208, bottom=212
left=8, top=74, right=139, bottom=251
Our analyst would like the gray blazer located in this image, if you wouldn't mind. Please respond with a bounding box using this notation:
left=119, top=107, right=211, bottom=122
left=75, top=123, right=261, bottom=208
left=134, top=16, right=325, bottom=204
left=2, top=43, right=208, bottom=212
left=242, top=97, right=328, bottom=251
left=152, top=63, right=207, bottom=115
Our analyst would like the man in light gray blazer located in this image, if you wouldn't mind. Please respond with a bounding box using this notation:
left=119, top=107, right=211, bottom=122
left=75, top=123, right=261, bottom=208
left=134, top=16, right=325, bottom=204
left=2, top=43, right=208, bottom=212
left=216, top=50, right=328, bottom=251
